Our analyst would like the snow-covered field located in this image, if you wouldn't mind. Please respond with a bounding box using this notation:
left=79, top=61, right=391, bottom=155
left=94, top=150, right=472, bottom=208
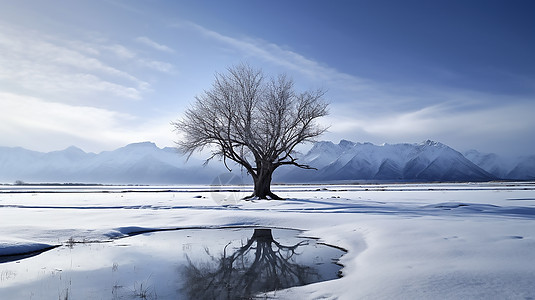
left=1, top=182, right=534, bottom=299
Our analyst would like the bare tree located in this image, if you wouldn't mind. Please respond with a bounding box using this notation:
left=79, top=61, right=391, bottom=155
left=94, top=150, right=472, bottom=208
left=173, top=64, right=328, bottom=199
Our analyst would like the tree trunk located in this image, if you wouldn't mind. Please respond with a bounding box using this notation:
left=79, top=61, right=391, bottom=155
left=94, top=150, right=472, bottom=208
left=247, top=166, right=282, bottom=200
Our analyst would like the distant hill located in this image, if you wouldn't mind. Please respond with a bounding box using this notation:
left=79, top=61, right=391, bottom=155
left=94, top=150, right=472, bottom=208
left=0, top=140, right=532, bottom=184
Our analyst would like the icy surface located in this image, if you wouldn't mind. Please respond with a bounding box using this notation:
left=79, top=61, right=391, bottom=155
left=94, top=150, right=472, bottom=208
left=0, top=228, right=344, bottom=299
left=0, top=182, right=534, bottom=299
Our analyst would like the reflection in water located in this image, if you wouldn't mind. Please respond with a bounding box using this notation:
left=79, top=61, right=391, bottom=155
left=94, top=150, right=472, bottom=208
left=0, top=228, right=344, bottom=299
left=183, top=229, right=328, bottom=299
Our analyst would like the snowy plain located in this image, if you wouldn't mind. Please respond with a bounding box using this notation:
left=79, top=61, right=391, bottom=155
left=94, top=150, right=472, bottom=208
left=1, top=182, right=534, bottom=299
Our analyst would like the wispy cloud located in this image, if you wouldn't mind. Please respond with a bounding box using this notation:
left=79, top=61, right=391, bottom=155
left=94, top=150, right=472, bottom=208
left=0, top=24, right=148, bottom=100
left=0, top=24, right=177, bottom=103
left=135, top=36, right=175, bottom=53
left=105, top=41, right=174, bottom=73
left=105, top=44, right=137, bottom=60
left=138, top=59, right=175, bottom=73
left=182, top=21, right=535, bottom=155
left=325, top=98, right=535, bottom=154
left=0, top=92, right=175, bottom=152
left=0, top=22, right=180, bottom=151
left=0, top=92, right=131, bottom=150
left=183, top=21, right=441, bottom=115
left=185, top=22, right=370, bottom=89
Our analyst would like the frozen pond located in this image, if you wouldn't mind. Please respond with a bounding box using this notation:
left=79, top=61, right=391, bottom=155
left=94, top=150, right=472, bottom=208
left=0, top=227, right=345, bottom=299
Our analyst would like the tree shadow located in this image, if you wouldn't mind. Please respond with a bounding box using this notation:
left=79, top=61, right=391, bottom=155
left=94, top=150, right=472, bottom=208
left=181, top=229, right=324, bottom=299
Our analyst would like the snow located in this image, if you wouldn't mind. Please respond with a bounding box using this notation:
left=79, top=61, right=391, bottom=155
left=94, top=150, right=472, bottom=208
left=0, top=142, right=225, bottom=184
left=1, top=182, right=534, bottom=299
left=0, top=238, right=56, bottom=257
left=4, top=139, right=532, bottom=184
left=278, top=139, right=495, bottom=182
left=464, top=149, right=535, bottom=180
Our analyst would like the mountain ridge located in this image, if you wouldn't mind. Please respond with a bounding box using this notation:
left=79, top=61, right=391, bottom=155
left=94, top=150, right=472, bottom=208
left=275, top=139, right=496, bottom=183
left=463, top=149, right=535, bottom=180
left=1, top=140, right=532, bottom=184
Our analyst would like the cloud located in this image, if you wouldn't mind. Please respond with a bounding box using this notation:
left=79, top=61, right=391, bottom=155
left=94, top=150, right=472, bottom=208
left=185, top=22, right=373, bottom=90
left=0, top=22, right=179, bottom=152
left=0, top=24, right=148, bottom=100
left=0, top=24, right=177, bottom=104
left=0, top=92, right=130, bottom=150
left=182, top=21, right=534, bottom=155
left=182, top=21, right=438, bottom=113
left=324, top=99, right=535, bottom=155
left=0, top=92, right=176, bottom=152
left=135, top=36, right=175, bottom=53
left=138, top=59, right=175, bottom=73
left=105, top=44, right=137, bottom=60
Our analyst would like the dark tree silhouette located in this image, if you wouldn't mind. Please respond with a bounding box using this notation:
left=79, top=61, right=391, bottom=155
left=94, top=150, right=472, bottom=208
left=173, top=64, right=328, bottom=199
left=181, top=229, right=321, bottom=299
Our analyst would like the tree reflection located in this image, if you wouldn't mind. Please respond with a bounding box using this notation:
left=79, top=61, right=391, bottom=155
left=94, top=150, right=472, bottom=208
left=182, top=229, right=321, bottom=299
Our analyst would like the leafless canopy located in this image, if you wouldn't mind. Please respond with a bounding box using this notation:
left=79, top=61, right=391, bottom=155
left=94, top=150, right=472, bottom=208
left=173, top=64, right=328, bottom=199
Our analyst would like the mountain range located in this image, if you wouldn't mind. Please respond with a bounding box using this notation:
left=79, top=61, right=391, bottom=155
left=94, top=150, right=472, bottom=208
left=275, top=140, right=534, bottom=182
left=0, top=142, right=219, bottom=184
left=0, top=140, right=533, bottom=184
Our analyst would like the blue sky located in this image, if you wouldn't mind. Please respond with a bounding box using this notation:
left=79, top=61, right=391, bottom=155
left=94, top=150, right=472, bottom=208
left=1, top=0, right=534, bottom=156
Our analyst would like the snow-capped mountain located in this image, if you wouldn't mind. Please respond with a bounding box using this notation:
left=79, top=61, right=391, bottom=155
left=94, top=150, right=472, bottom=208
left=1, top=140, right=532, bottom=184
left=464, top=150, right=535, bottom=180
left=275, top=140, right=496, bottom=182
left=0, top=142, right=226, bottom=184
